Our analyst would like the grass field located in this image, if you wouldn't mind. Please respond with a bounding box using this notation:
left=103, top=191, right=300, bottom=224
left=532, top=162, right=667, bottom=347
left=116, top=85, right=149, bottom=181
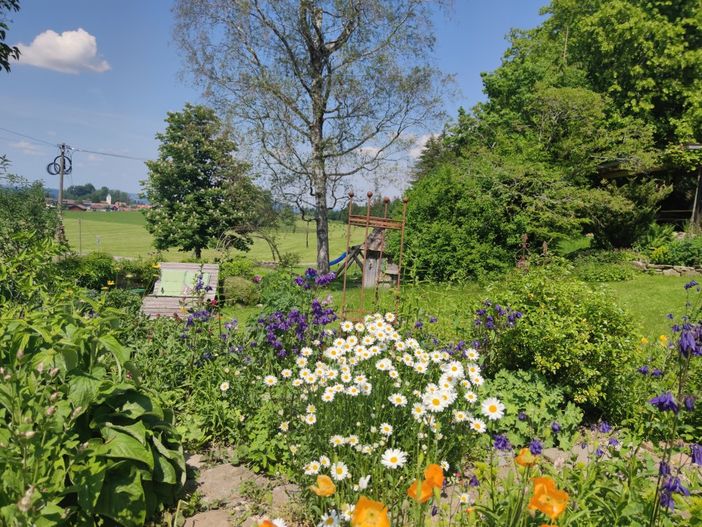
left=62, top=212, right=690, bottom=339
left=62, top=211, right=363, bottom=263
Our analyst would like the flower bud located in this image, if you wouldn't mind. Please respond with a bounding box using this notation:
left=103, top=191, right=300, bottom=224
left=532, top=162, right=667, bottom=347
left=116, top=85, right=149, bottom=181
left=49, top=367, right=60, bottom=378
left=23, top=430, right=36, bottom=439
left=49, top=392, right=61, bottom=402
left=16, top=349, right=24, bottom=360
left=46, top=406, right=56, bottom=416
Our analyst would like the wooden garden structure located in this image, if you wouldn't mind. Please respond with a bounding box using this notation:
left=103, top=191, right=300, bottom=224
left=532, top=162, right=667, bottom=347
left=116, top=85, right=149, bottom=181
left=141, top=263, right=219, bottom=318
left=340, top=191, right=408, bottom=320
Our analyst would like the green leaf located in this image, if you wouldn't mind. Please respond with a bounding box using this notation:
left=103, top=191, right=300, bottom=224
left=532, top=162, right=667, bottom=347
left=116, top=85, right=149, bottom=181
left=72, top=463, right=105, bottom=513
left=97, top=428, right=154, bottom=470
left=67, top=372, right=103, bottom=408
left=94, top=464, right=146, bottom=527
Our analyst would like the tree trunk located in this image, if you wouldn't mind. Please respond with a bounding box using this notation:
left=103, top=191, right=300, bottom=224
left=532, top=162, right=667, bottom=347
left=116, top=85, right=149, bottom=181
left=315, top=185, right=330, bottom=274
left=194, top=246, right=202, bottom=259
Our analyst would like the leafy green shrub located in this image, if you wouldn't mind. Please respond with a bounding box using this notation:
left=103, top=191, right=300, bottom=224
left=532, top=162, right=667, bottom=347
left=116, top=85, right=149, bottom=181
left=220, top=255, right=256, bottom=279
left=117, top=258, right=160, bottom=290
left=479, top=267, right=639, bottom=419
left=485, top=370, right=583, bottom=449
left=0, top=298, right=185, bottom=526
left=634, top=222, right=675, bottom=253
left=259, top=271, right=309, bottom=314
left=223, top=276, right=260, bottom=305
left=60, top=252, right=118, bottom=290
left=649, top=236, right=702, bottom=266
left=574, top=262, right=636, bottom=282
left=278, top=251, right=301, bottom=269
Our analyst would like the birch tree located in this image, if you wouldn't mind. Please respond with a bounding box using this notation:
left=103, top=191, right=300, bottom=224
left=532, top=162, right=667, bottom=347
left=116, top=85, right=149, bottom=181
left=174, top=0, right=448, bottom=272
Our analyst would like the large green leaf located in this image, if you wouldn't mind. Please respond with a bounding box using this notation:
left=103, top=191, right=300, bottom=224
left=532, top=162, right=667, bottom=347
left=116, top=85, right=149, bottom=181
left=67, top=372, right=102, bottom=409
left=94, top=464, right=146, bottom=527
left=71, top=462, right=105, bottom=514
left=99, top=335, right=130, bottom=369
left=97, top=428, right=154, bottom=470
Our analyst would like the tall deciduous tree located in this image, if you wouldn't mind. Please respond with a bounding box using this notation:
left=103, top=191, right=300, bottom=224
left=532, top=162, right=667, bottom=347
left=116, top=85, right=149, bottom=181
left=0, top=0, right=20, bottom=73
left=173, top=0, right=448, bottom=273
left=142, top=104, right=262, bottom=258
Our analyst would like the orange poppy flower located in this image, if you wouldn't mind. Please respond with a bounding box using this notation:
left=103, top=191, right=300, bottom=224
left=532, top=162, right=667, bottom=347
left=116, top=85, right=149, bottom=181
left=351, top=496, right=390, bottom=527
left=310, top=474, right=336, bottom=497
left=528, top=476, right=568, bottom=521
left=407, top=479, right=434, bottom=503
left=424, top=464, right=444, bottom=488
left=258, top=520, right=275, bottom=527
left=515, top=447, right=538, bottom=467
left=407, top=464, right=444, bottom=503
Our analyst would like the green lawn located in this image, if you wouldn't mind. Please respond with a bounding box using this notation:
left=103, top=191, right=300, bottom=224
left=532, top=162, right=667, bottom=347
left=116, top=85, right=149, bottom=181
left=62, top=211, right=362, bottom=263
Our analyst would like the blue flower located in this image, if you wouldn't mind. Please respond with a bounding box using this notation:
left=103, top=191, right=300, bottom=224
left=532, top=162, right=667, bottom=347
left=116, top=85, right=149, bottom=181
left=684, top=280, right=698, bottom=290
left=598, top=421, right=612, bottom=433
left=652, top=368, right=663, bottom=378
left=637, top=365, right=649, bottom=375
left=468, top=474, right=480, bottom=487
left=493, top=434, right=512, bottom=451
left=649, top=392, right=679, bottom=413
left=679, top=330, right=697, bottom=357
left=551, top=422, right=561, bottom=433
left=692, top=444, right=702, bottom=466
left=529, top=439, right=543, bottom=456
left=517, top=411, right=528, bottom=422
left=608, top=438, right=619, bottom=447
left=684, top=396, right=695, bottom=411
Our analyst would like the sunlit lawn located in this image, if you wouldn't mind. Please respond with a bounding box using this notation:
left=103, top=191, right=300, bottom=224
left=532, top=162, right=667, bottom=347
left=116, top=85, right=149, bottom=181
left=62, top=211, right=362, bottom=262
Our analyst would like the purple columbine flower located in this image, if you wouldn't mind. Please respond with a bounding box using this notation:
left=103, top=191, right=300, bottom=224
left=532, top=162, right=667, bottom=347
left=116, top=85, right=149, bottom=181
left=679, top=330, right=697, bottom=357
left=529, top=439, right=543, bottom=456
left=429, top=316, right=438, bottom=323
left=692, top=444, right=702, bottom=466
left=663, top=477, right=690, bottom=501
left=493, top=434, right=512, bottom=451
left=598, top=421, right=612, bottom=434
left=517, top=411, right=528, bottom=422
left=659, top=461, right=670, bottom=476
left=652, top=368, right=663, bottom=378
left=294, top=276, right=305, bottom=286
left=414, top=320, right=423, bottom=329
left=468, top=474, right=480, bottom=487
left=595, top=447, right=605, bottom=458
left=551, top=422, right=561, bottom=433
left=649, top=392, right=679, bottom=413
left=608, top=437, right=619, bottom=447
left=684, top=396, right=696, bottom=411
left=684, top=280, right=698, bottom=290
left=638, top=365, right=649, bottom=375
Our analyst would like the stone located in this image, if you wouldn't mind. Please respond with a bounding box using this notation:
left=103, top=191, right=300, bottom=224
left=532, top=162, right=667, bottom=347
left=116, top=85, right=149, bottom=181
left=270, top=483, right=301, bottom=513
left=632, top=260, right=647, bottom=270
left=197, top=464, right=266, bottom=506
left=662, top=268, right=680, bottom=276
left=186, top=453, right=206, bottom=471
left=184, top=509, right=232, bottom=527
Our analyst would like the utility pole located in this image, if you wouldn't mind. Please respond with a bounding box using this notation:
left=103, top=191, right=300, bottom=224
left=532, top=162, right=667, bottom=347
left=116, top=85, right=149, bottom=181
left=57, top=143, right=66, bottom=212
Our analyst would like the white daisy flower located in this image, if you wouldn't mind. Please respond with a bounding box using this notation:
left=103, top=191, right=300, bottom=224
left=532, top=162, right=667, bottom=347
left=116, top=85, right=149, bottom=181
left=296, top=357, right=308, bottom=368
left=388, top=369, right=399, bottom=380
left=358, top=475, right=371, bottom=490
left=340, top=372, right=353, bottom=383
left=341, top=321, right=354, bottom=332
left=306, top=404, right=316, bottom=414
left=471, top=374, right=484, bottom=387
left=381, top=448, right=408, bottom=469
left=322, top=391, right=335, bottom=403
left=272, top=520, right=287, bottom=527
left=346, top=435, right=359, bottom=446
left=469, top=417, right=487, bottom=433
left=459, top=493, right=470, bottom=504
left=303, top=413, right=317, bottom=425
left=414, top=362, right=428, bottom=374
left=345, top=385, right=360, bottom=396
left=301, top=346, right=313, bottom=356
left=411, top=403, right=426, bottom=419
left=219, top=381, right=230, bottom=392
left=264, top=375, right=278, bottom=386
left=304, top=460, right=321, bottom=475
left=481, top=397, right=505, bottom=420
left=453, top=409, right=469, bottom=423
left=330, top=435, right=345, bottom=447
left=346, top=335, right=358, bottom=346
left=464, top=391, right=478, bottom=403
left=362, top=335, right=375, bottom=346
left=319, top=455, right=331, bottom=467
left=330, top=461, right=350, bottom=481
left=424, top=393, right=448, bottom=412
left=341, top=503, right=355, bottom=522
left=440, top=460, right=449, bottom=471
left=379, top=423, right=393, bottom=436
left=384, top=312, right=396, bottom=322
left=281, top=369, right=292, bottom=378
left=388, top=393, right=408, bottom=407
left=279, top=421, right=289, bottom=432
left=318, top=510, right=340, bottom=527
left=292, top=378, right=304, bottom=387
left=465, top=348, right=479, bottom=360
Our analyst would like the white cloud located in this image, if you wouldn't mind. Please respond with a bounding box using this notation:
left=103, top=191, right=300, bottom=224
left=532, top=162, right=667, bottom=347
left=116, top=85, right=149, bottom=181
left=10, top=140, right=45, bottom=156
left=408, top=134, right=435, bottom=159
left=16, top=28, right=110, bottom=74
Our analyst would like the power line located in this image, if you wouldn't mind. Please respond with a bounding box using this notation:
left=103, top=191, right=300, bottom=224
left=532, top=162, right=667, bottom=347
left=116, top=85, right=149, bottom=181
left=0, top=126, right=57, bottom=147
left=72, top=147, right=149, bottom=162
left=0, top=125, right=150, bottom=162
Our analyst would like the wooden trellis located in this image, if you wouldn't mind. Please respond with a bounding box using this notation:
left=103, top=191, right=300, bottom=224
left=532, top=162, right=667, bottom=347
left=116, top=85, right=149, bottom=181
left=340, top=191, right=408, bottom=320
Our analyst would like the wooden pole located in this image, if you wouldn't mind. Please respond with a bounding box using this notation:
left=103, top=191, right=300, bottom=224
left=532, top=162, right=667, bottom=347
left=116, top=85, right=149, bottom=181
left=341, top=192, right=354, bottom=318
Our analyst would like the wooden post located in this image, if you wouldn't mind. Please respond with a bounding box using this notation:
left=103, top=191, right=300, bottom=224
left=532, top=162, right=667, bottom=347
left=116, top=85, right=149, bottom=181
left=692, top=168, right=702, bottom=229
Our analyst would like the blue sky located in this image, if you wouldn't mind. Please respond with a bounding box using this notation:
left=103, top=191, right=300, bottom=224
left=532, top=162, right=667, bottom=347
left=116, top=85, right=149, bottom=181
left=1, top=1, right=546, bottom=193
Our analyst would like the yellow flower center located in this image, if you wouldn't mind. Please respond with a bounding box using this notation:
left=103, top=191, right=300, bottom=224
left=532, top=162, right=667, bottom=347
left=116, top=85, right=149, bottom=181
left=390, top=456, right=398, bottom=463
left=489, top=405, right=497, bottom=413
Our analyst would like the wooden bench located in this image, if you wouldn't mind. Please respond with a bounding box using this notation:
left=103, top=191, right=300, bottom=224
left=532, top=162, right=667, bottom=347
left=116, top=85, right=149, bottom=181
left=141, top=263, right=219, bottom=318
